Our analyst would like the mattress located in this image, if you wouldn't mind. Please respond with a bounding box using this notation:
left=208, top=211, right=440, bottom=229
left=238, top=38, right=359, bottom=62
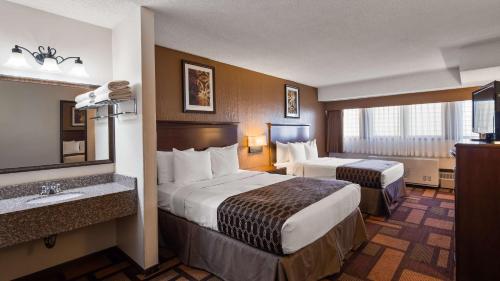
left=158, top=170, right=361, bottom=254
left=284, top=157, right=404, bottom=188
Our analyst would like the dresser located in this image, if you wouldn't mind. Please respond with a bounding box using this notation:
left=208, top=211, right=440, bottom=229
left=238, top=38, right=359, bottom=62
left=455, top=141, right=500, bottom=281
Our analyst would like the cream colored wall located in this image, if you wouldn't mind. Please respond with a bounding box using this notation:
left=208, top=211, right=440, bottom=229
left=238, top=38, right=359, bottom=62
left=0, top=221, right=116, bottom=281
left=0, top=2, right=159, bottom=278
left=0, top=3, right=118, bottom=280
left=140, top=7, right=159, bottom=269
left=0, top=1, right=112, bottom=85
left=112, top=6, right=158, bottom=269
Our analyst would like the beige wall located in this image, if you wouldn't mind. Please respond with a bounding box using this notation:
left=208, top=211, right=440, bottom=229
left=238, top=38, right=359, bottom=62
left=0, top=221, right=116, bottom=281
left=0, top=3, right=117, bottom=280
left=0, top=1, right=112, bottom=85
left=113, top=6, right=158, bottom=270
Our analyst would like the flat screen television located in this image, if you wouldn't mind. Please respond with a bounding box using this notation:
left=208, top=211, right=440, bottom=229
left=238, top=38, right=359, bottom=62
left=472, top=81, right=499, bottom=140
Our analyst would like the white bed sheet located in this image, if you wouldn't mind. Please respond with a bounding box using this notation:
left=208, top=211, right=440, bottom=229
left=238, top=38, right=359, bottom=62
left=158, top=170, right=360, bottom=254
left=286, top=157, right=404, bottom=188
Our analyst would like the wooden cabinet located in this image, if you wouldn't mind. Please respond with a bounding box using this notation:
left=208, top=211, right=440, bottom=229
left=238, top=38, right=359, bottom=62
left=455, top=141, right=500, bottom=281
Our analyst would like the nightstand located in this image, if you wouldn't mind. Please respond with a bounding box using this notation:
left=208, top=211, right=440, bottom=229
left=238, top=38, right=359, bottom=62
left=250, top=165, right=287, bottom=175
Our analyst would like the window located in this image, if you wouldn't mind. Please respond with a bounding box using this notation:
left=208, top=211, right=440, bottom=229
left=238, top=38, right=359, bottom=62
left=342, top=100, right=477, bottom=157
left=407, top=103, right=442, bottom=137
left=369, top=106, right=401, bottom=137
left=462, top=100, right=478, bottom=138
left=343, top=109, right=360, bottom=137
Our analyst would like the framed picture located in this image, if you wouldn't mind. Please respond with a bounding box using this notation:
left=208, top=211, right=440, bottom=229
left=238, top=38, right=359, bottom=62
left=182, top=60, right=216, bottom=113
left=285, top=85, right=300, bottom=118
left=71, top=107, right=86, bottom=127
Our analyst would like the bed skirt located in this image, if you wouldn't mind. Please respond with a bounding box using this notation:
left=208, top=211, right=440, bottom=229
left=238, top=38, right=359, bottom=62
left=358, top=177, right=406, bottom=216
left=158, top=208, right=367, bottom=281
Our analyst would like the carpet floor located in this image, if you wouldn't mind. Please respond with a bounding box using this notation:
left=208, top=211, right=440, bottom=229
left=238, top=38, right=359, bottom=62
left=17, top=187, right=455, bottom=281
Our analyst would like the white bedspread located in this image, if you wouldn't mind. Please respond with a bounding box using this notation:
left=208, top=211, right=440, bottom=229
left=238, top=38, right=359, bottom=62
left=158, top=170, right=360, bottom=254
left=285, top=157, right=404, bottom=188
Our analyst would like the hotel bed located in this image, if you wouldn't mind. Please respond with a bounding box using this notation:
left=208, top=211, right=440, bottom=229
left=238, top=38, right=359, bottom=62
left=158, top=170, right=361, bottom=254
left=156, top=121, right=367, bottom=281
left=269, top=123, right=406, bottom=216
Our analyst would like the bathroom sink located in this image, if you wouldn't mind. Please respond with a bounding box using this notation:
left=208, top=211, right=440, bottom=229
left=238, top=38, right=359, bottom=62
left=27, top=192, right=84, bottom=204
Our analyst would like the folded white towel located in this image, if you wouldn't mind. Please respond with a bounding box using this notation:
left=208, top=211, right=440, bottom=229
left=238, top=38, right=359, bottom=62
left=75, top=99, right=95, bottom=109
left=75, top=91, right=95, bottom=103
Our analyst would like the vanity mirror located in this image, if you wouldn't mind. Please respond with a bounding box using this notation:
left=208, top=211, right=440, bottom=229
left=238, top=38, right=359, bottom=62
left=0, top=75, right=114, bottom=174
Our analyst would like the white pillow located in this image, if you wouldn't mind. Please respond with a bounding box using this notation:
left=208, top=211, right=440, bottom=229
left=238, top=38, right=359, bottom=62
left=63, top=141, right=79, bottom=155
left=157, top=148, right=194, bottom=184
left=207, top=144, right=239, bottom=177
left=173, top=149, right=213, bottom=185
left=276, top=141, right=290, bottom=163
left=305, top=139, right=318, bottom=160
left=288, top=142, right=307, bottom=163
left=77, top=141, right=86, bottom=153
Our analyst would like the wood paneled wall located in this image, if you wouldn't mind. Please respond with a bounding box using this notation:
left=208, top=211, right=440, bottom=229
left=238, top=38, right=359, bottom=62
left=325, top=87, right=479, bottom=110
left=155, top=46, right=326, bottom=169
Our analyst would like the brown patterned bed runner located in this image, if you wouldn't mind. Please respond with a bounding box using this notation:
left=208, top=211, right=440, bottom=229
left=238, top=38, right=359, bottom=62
left=217, top=177, right=350, bottom=255
left=336, top=159, right=400, bottom=189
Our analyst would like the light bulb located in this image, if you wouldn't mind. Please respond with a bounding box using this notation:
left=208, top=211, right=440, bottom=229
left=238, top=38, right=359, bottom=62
left=40, top=57, right=61, bottom=73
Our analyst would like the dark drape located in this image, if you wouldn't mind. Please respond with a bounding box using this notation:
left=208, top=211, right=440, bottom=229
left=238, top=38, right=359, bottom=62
left=326, top=110, right=343, bottom=153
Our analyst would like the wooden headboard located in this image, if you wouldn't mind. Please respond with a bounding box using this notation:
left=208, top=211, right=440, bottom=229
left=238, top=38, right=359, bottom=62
left=268, top=123, right=310, bottom=163
left=157, top=121, right=239, bottom=151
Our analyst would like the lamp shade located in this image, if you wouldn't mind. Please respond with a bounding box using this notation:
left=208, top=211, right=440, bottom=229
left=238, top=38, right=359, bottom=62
left=248, top=135, right=267, bottom=147
left=4, top=51, right=31, bottom=69
left=69, top=62, right=89, bottom=77
left=40, top=57, right=61, bottom=73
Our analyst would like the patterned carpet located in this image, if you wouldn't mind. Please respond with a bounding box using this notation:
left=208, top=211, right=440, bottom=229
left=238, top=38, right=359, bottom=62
left=327, top=187, right=455, bottom=281
left=18, top=187, right=455, bottom=281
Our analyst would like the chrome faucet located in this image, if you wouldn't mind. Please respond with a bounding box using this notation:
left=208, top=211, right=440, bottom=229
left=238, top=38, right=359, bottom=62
left=40, top=184, right=62, bottom=195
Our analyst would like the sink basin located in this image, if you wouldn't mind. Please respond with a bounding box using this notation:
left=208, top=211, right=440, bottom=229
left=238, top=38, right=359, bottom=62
left=27, top=192, right=84, bottom=204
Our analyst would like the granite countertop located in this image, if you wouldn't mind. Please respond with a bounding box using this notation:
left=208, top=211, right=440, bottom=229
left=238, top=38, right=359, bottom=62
left=0, top=182, right=134, bottom=215
left=0, top=173, right=137, bottom=248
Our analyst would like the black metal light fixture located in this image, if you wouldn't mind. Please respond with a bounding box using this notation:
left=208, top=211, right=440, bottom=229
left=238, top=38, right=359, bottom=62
left=5, top=45, right=88, bottom=77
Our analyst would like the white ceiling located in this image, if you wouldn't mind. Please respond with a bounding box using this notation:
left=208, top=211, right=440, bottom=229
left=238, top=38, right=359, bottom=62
left=7, top=0, right=500, bottom=89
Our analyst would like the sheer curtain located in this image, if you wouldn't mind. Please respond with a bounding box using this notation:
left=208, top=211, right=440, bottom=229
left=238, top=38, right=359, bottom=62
left=343, top=101, right=476, bottom=158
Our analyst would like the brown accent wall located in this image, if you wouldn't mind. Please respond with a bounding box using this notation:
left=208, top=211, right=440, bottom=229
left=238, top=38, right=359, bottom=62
left=155, top=46, right=326, bottom=169
left=325, top=87, right=480, bottom=110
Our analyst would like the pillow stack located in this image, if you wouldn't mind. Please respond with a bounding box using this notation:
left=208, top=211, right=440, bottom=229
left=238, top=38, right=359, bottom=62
left=276, top=139, right=318, bottom=164
left=173, top=149, right=213, bottom=185
left=157, top=148, right=194, bottom=184
left=62, top=140, right=85, bottom=155
left=156, top=143, right=240, bottom=186
left=207, top=144, right=239, bottom=177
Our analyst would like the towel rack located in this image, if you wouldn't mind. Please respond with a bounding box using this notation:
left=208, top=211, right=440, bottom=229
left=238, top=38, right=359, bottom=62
left=88, top=98, right=137, bottom=120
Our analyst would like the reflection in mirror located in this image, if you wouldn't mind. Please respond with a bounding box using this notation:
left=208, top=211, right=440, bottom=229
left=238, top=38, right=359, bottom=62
left=0, top=78, right=114, bottom=171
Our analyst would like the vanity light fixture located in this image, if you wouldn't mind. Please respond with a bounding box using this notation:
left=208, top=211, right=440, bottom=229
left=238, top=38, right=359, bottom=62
left=4, top=47, right=31, bottom=69
left=248, top=135, right=267, bottom=153
left=6, top=45, right=89, bottom=77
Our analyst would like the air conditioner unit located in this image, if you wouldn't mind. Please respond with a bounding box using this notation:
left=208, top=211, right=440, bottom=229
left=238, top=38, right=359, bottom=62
left=368, top=155, right=439, bottom=187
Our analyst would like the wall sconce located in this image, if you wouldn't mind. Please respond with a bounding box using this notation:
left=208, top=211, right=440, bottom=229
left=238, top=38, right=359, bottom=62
left=248, top=135, right=267, bottom=153
left=4, top=45, right=89, bottom=77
